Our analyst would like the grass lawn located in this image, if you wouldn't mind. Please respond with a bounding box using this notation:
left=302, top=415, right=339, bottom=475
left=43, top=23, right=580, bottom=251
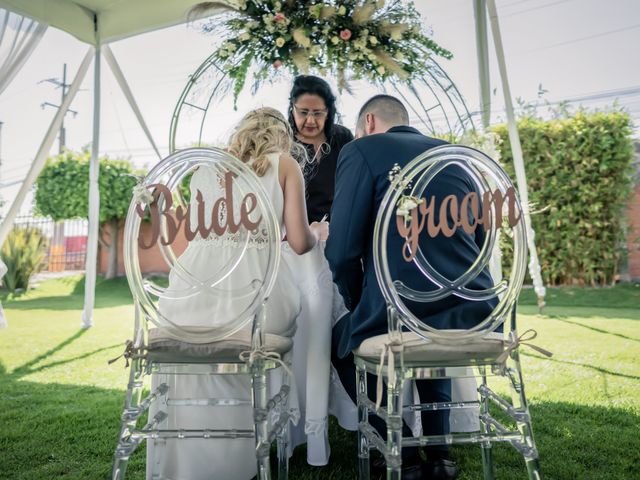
left=0, top=276, right=639, bottom=479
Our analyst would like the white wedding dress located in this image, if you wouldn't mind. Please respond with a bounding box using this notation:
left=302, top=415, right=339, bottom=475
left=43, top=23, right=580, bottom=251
left=147, top=153, right=300, bottom=480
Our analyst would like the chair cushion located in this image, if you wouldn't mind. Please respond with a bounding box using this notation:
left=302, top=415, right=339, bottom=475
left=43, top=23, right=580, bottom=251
left=353, top=331, right=505, bottom=366
left=147, top=328, right=293, bottom=363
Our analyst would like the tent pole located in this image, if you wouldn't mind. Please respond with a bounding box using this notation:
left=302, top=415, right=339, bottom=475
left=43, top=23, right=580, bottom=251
left=0, top=47, right=93, bottom=246
left=103, top=45, right=162, bottom=161
left=486, top=0, right=546, bottom=308
left=81, top=31, right=101, bottom=329
left=473, top=0, right=491, bottom=129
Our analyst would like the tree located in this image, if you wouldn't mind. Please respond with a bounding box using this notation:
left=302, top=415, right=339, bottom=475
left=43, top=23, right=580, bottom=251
left=35, top=150, right=139, bottom=279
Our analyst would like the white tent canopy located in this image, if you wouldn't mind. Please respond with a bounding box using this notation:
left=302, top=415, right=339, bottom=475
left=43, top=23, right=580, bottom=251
left=0, top=0, right=202, bottom=45
left=0, top=0, right=545, bottom=329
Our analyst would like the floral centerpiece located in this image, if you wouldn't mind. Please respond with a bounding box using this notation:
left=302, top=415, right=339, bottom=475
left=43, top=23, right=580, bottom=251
left=191, top=0, right=452, bottom=103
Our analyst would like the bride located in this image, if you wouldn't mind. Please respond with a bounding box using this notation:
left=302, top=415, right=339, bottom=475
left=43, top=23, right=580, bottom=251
left=147, top=107, right=328, bottom=480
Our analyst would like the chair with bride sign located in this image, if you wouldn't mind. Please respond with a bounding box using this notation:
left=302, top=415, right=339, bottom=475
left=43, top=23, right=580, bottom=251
left=111, top=148, right=293, bottom=480
left=354, top=145, right=550, bottom=480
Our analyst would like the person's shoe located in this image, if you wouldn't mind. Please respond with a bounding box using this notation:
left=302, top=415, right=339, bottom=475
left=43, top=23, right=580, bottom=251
left=370, top=456, right=423, bottom=480
left=422, top=458, right=459, bottom=480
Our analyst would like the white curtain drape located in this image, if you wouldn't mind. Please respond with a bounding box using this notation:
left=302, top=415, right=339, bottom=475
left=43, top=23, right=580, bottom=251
left=0, top=8, right=47, bottom=96
left=0, top=8, right=46, bottom=328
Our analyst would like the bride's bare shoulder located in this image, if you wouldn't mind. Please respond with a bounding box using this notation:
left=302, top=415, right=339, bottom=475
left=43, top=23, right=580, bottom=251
left=278, top=152, right=302, bottom=173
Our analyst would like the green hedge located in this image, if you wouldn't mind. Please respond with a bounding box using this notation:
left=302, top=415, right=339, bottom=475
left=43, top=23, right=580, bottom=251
left=492, top=110, right=635, bottom=286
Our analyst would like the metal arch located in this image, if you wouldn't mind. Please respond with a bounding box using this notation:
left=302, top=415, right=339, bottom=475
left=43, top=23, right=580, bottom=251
left=170, top=55, right=478, bottom=152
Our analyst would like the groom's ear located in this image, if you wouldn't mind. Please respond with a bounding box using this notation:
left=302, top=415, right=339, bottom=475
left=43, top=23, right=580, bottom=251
left=365, top=112, right=376, bottom=135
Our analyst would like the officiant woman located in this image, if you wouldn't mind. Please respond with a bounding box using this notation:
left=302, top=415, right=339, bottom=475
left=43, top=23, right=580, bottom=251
left=287, top=75, right=354, bottom=222
left=284, top=75, right=354, bottom=466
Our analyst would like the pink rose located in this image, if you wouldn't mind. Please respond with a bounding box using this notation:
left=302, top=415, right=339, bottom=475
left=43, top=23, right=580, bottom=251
left=274, top=13, right=285, bottom=22
left=273, top=59, right=283, bottom=69
left=339, top=29, right=352, bottom=41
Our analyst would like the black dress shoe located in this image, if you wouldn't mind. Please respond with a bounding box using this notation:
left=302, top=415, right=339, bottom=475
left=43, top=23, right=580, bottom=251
left=422, top=459, right=459, bottom=480
left=371, top=456, right=423, bottom=480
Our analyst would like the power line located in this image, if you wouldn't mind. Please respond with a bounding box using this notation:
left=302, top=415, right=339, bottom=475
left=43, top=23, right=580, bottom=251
left=523, top=23, right=640, bottom=53
left=501, top=0, right=574, bottom=18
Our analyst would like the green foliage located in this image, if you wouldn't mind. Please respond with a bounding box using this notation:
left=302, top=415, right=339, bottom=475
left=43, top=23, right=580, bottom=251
left=0, top=227, right=47, bottom=292
left=34, top=151, right=138, bottom=223
left=492, top=109, right=635, bottom=286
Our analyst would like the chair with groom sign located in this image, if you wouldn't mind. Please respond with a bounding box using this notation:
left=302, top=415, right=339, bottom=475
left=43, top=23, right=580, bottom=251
left=354, top=145, right=550, bottom=480
left=111, top=148, right=292, bottom=480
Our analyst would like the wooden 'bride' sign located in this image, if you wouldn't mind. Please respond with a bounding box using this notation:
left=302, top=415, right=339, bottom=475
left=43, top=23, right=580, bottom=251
left=136, top=171, right=262, bottom=249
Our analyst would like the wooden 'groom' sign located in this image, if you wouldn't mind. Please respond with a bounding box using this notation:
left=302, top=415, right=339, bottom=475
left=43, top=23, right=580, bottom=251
left=397, top=187, right=522, bottom=262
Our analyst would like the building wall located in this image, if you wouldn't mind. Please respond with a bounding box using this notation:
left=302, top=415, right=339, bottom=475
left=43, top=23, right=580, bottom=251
left=626, top=183, right=640, bottom=280
left=98, top=220, right=187, bottom=276
left=624, top=143, right=640, bottom=281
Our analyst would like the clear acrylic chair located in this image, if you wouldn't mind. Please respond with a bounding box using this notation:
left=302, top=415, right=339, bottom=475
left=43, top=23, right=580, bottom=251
left=354, top=145, right=549, bottom=480
left=112, top=148, right=292, bottom=480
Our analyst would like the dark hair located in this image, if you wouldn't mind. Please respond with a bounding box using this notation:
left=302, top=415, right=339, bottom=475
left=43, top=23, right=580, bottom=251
left=356, top=94, right=409, bottom=132
left=288, top=75, right=337, bottom=138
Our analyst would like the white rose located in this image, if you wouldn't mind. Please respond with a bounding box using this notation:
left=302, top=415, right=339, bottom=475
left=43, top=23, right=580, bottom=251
left=132, top=183, right=154, bottom=205
left=369, top=36, right=378, bottom=45
left=338, top=5, right=347, bottom=15
left=331, top=36, right=340, bottom=45
left=275, top=37, right=285, bottom=47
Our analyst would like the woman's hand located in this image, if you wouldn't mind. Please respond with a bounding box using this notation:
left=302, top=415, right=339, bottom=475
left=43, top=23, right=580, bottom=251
left=310, top=221, right=329, bottom=242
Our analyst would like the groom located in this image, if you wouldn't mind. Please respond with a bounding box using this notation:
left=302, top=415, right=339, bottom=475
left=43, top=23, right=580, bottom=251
left=326, top=95, right=496, bottom=480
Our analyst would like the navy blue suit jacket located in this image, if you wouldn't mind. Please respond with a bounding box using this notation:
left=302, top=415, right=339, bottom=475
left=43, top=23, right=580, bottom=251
left=326, top=126, right=497, bottom=359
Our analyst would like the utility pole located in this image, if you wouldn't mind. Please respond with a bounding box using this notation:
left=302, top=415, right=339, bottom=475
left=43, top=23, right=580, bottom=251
left=39, top=64, right=80, bottom=271
left=40, top=64, right=78, bottom=154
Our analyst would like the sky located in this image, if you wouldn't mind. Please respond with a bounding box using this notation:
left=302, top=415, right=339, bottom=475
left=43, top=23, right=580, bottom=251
left=1, top=0, right=639, bottom=215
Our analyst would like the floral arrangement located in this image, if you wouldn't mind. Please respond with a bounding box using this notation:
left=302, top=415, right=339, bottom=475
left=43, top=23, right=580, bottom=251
left=192, top=0, right=452, bottom=103
left=460, top=130, right=503, bottom=163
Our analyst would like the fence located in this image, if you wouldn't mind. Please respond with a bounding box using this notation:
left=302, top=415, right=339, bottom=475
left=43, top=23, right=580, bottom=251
left=11, top=216, right=88, bottom=272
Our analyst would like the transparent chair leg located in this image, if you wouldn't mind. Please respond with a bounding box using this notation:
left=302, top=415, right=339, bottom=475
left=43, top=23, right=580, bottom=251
left=252, top=365, right=272, bottom=480
left=112, top=357, right=146, bottom=480
left=386, top=364, right=403, bottom=480
left=479, top=370, right=496, bottom=480
left=357, top=364, right=370, bottom=480
left=508, top=353, right=543, bottom=480
left=276, top=421, right=289, bottom=480
left=276, top=368, right=290, bottom=480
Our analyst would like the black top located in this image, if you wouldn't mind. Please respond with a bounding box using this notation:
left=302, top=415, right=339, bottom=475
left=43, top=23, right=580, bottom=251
left=297, top=124, right=354, bottom=222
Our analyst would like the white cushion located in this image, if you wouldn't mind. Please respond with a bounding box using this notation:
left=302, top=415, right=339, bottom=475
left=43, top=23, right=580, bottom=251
left=354, top=331, right=505, bottom=365
left=147, top=328, right=293, bottom=363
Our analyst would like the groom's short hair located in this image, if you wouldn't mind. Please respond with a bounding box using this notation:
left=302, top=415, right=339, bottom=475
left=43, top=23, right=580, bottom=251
left=356, top=94, right=410, bottom=133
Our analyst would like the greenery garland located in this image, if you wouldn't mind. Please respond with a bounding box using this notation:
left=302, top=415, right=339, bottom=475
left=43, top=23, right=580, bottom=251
left=193, top=0, right=452, bottom=103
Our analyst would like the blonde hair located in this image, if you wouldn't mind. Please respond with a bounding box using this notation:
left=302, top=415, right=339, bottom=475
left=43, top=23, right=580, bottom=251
left=228, top=107, right=307, bottom=176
